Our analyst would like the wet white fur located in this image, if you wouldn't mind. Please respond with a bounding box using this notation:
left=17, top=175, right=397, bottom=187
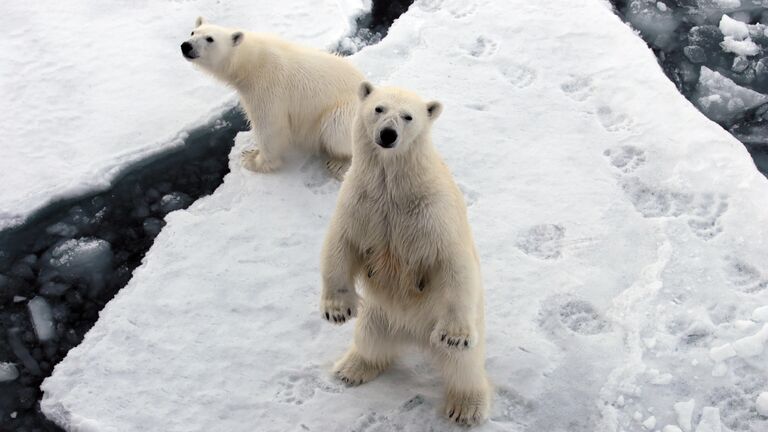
left=320, top=83, right=491, bottom=426
left=183, top=17, right=363, bottom=174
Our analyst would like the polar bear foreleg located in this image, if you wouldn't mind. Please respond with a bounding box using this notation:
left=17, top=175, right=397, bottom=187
left=333, top=305, right=398, bottom=386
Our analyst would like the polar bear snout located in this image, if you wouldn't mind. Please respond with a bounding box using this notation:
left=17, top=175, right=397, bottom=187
left=180, top=42, right=197, bottom=60
left=377, top=128, right=398, bottom=148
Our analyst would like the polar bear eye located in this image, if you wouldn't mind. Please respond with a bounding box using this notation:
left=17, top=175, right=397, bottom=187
left=402, top=114, right=412, bottom=122
left=190, top=31, right=195, bottom=36
left=375, top=106, right=384, bottom=114
left=206, top=36, right=214, bottom=43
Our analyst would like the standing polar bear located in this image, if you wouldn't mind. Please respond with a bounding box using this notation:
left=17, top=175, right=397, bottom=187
left=320, top=82, right=491, bottom=425
left=181, top=17, right=363, bottom=177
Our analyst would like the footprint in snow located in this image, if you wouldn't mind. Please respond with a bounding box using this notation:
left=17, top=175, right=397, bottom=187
left=724, top=257, right=768, bottom=294
left=462, top=35, right=499, bottom=59
left=560, top=75, right=594, bottom=102
left=603, top=145, right=646, bottom=174
left=596, top=106, right=633, bottom=132
left=515, top=224, right=565, bottom=260
left=299, top=156, right=338, bottom=195
left=539, top=295, right=611, bottom=337
left=500, top=63, right=537, bottom=89
left=273, top=367, right=343, bottom=405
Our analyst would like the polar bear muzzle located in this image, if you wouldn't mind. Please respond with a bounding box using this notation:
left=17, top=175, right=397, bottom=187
left=180, top=42, right=198, bottom=60
left=377, top=128, right=398, bottom=148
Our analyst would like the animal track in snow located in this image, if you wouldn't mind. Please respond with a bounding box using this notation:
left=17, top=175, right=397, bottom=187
left=596, top=106, right=633, bottom=132
left=462, top=35, right=499, bottom=58
left=447, top=1, right=479, bottom=19
left=500, top=63, right=537, bottom=89
left=539, top=295, right=611, bottom=336
left=418, top=0, right=480, bottom=18
left=491, top=387, right=534, bottom=425
left=558, top=299, right=610, bottom=335
left=346, top=395, right=429, bottom=431
left=724, top=257, right=768, bottom=294
left=560, top=75, right=593, bottom=101
left=274, top=367, right=343, bottom=405
left=619, top=177, right=728, bottom=239
left=603, top=145, right=646, bottom=173
left=299, top=156, right=338, bottom=195
left=515, top=224, right=565, bottom=260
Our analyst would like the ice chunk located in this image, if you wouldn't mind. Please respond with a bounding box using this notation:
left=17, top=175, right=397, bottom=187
left=757, top=392, right=768, bottom=416
left=731, top=323, right=768, bottom=357
left=43, top=237, right=113, bottom=294
left=674, top=399, right=695, bottom=432
left=40, top=281, right=70, bottom=297
left=721, top=37, right=760, bottom=57
left=643, top=415, right=657, bottom=429
left=0, top=362, right=19, bottom=382
left=664, top=426, right=683, bottom=432
left=28, top=296, right=55, bottom=342
left=160, top=192, right=192, bottom=215
left=694, top=67, right=768, bottom=122
left=625, top=1, right=680, bottom=49
left=719, top=15, right=750, bottom=41
left=695, top=407, right=721, bottom=432
left=8, top=328, right=41, bottom=376
left=684, top=46, right=707, bottom=64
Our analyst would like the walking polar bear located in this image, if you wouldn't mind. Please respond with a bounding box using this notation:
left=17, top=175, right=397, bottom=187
left=181, top=17, right=363, bottom=177
left=320, top=82, right=491, bottom=425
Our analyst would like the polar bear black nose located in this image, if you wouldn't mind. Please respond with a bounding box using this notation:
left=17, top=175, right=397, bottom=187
left=379, top=128, right=398, bottom=148
left=181, top=42, right=195, bottom=58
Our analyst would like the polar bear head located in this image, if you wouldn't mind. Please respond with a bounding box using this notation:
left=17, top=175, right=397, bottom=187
left=180, top=17, right=244, bottom=74
left=356, top=82, right=442, bottom=154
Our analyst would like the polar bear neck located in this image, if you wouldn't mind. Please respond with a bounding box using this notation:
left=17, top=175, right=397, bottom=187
left=223, top=34, right=285, bottom=91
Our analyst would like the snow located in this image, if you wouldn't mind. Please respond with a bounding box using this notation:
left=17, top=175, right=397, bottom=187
left=694, top=67, right=768, bottom=122
left=0, top=0, right=365, bottom=231
left=27, top=296, right=55, bottom=342
left=38, top=0, right=768, bottom=431
left=757, top=392, right=768, bottom=417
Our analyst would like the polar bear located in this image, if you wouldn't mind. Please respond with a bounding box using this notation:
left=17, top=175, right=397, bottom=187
left=319, top=82, right=491, bottom=425
left=181, top=17, right=363, bottom=177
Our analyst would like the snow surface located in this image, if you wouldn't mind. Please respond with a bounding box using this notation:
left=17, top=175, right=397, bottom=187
left=41, top=0, right=768, bottom=431
left=0, top=0, right=364, bottom=231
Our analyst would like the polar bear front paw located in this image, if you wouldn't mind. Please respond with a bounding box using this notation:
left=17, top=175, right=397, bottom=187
left=241, top=148, right=280, bottom=173
left=321, top=294, right=359, bottom=325
left=431, top=320, right=477, bottom=351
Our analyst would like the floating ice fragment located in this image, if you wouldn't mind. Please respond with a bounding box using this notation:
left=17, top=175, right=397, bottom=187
left=43, top=237, right=113, bottom=294
left=715, top=0, right=741, bottom=9
left=643, top=415, right=657, bottom=429
left=0, top=362, right=19, bottom=382
left=674, top=399, right=695, bottom=432
left=694, top=67, right=768, bottom=122
left=663, top=426, right=683, bottom=432
left=720, top=37, right=760, bottom=57
left=28, top=296, right=55, bottom=342
left=719, top=15, right=749, bottom=40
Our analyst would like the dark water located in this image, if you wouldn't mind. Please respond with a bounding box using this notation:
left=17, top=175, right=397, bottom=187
left=608, top=1, right=768, bottom=177
left=0, top=1, right=414, bottom=431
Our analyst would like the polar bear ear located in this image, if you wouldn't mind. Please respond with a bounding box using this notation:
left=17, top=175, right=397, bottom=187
left=232, top=32, right=244, bottom=46
left=359, top=81, right=374, bottom=101
left=426, top=101, right=443, bottom=121
left=195, top=16, right=206, bottom=27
